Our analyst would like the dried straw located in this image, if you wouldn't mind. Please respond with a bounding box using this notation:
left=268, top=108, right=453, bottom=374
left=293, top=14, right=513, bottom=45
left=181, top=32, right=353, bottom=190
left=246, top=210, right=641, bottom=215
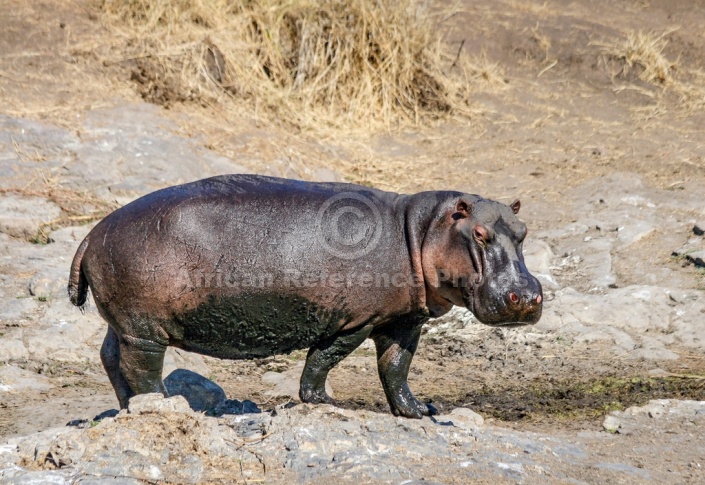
left=101, top=0, right=474, bottom=131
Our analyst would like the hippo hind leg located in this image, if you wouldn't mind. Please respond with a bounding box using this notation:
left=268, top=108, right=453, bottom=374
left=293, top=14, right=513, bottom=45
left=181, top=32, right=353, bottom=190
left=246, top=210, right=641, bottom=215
left=116, top=333, right=168, bottom=406
left=300, top=324, right=374, bottom=404
left=373, top=319, right=437, bottom=419
left=100, top=326, right=135, bottom=409
left=102, top=327, right=168, bottom=409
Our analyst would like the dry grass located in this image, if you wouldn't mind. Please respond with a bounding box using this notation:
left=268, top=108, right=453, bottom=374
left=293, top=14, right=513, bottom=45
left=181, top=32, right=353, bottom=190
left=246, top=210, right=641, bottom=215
left=607, top=29, right=678, bottom=85
left=99, top=0, right=476, bottom=131
left=340, top=155, right=453, bottom=192
left=597, top=29, right=705, bottom=116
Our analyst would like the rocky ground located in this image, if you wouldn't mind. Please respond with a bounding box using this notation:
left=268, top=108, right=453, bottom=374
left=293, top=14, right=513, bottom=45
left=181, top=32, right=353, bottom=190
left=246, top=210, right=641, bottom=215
left=1, top=0, right=705, bottom=483
left=2, top=393, right=704, bottom=484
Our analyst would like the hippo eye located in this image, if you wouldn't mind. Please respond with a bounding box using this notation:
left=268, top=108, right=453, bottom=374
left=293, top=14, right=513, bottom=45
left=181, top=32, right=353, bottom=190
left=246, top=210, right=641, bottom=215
left=473, top=225, right=489, bottom=246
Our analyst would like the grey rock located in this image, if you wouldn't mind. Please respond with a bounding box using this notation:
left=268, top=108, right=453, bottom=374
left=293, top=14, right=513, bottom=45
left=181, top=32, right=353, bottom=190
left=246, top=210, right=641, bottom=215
left=535, top=285, right=698, bottom=358
left=0, top=196, right=62, bottom=240
left=47, top=226, right=91, bottom=244
left=616, top=220, right=656, bottom=247
left=0, top=466, right=72, bottom=484
left=594, top=462, right=652, bottom=479
left=0, top=115, right=76, bottom=192
left=1, top=399, right=705, bottom=484
left=580, top=238, right=616, bottom=288
left=0, top=364, right=52, bottom=393
left=0, top=298, right=37, bottom=321
left=28, top=268, right=68, bottom=299
left=624, top=399, right=670, bottom=418
left=226, top=412, right=271, bottom=439
left=76, top=478, right=144, bottom=485
left=524, top=239, right=559, bottom=289
left=164, top=369, right=226, bottom=413
left=0, top=332, right=29, bottom=361
left=64, top=104, right=249, bottom=205
left=23, top=302, right=104, bottom=363
left=162, top=347, right=210, bottom=378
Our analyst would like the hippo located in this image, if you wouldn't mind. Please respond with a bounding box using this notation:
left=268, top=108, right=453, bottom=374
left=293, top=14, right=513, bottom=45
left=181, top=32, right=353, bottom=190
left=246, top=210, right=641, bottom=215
left=68, top=174, right=542, bottom=418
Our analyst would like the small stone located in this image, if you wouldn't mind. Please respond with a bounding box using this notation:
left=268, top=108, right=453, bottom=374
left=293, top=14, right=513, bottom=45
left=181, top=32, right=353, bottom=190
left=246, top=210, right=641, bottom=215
left=127, top=393, right=192, bottom=415
left=442, top=407, right=485, bottom=429
left=602, top=414, right=621, bottom=433
left=686, top=250, right=705, bottom=268
left=28, top=268, right=68, bottom=299
left=693, top=223, right=704, bottom=236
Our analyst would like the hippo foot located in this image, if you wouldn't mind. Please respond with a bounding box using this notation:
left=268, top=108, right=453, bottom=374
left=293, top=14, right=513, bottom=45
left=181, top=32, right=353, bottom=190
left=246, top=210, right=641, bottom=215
left=299, top=387, right=336, bottom=405
left=390, top=394, right=438, bottom=419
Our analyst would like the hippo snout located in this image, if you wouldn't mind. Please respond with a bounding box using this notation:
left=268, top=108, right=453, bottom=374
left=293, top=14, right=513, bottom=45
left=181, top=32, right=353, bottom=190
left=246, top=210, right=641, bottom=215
left=467, top=272, right=543, bottom=327
left=507, top=286, right=542, bottom=310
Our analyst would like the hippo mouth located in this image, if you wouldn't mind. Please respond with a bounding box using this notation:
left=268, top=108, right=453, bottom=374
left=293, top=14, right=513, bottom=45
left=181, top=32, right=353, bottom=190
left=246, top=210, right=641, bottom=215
left=460, top=240, right=484, bottom=314
left=460, top=241, right=542, bottom=327
left=468, top=240, right=484, bottom=287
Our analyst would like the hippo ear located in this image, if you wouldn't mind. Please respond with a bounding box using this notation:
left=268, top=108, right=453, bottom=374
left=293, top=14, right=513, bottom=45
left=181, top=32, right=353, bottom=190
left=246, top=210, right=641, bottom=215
left=454, top=199, right=470, bottom=219
left=510, top=199, right=521, bottom=214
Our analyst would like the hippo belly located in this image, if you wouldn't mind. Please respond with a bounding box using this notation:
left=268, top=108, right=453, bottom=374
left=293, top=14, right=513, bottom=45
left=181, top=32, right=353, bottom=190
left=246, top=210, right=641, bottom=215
left=171, top=293, right=345, bottom=359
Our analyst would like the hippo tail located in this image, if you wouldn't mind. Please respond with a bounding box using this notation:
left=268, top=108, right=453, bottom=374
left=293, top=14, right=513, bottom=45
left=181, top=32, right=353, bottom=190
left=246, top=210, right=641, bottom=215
left=68, top=236, right=90, bottom=310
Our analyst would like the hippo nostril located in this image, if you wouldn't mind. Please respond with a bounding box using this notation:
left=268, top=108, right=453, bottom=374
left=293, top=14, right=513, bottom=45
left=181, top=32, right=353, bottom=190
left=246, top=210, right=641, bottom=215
left=508, top=292, right=519, bottom=304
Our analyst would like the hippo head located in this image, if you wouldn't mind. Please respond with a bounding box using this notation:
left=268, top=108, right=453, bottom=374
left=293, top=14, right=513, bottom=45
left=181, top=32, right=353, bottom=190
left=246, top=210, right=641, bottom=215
left=424, top=195, right=543, bottom=326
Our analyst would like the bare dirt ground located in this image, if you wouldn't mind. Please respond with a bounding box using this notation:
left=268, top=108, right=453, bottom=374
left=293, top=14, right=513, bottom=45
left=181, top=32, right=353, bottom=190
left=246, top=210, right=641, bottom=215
left=1, top=0, right=705, bottom=483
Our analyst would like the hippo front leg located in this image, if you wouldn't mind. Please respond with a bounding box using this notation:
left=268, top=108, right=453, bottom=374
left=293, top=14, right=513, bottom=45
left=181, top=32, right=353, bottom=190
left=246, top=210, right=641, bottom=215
left=373, top=320, right=436, bottom=419
left=300, top=324, right=374, bottom=404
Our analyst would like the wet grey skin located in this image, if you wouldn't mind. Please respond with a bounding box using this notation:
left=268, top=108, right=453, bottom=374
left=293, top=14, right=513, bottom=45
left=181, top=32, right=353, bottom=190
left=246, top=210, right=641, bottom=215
left=68, top=174, right=543, bottom=418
